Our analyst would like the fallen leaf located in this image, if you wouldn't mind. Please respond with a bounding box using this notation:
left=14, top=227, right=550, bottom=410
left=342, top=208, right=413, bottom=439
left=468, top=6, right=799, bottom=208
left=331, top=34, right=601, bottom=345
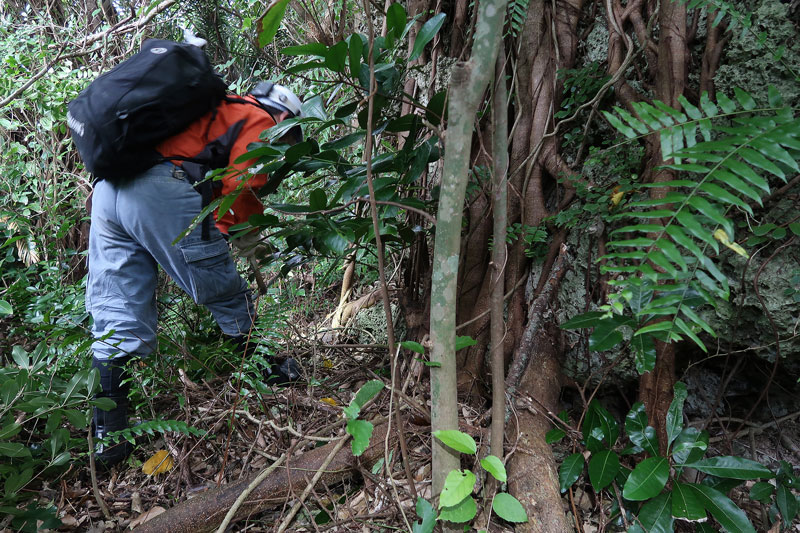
left=131, top=492, right=142, bottom=514
left=321, top=397, right=338, bottom=406
left=610, top=186, right=625, bottom=207
left=142, top=450, right=173, bottom=476
left=128, top=506, right=166, bottom=529
left=322, top=358, right=334, bottom=369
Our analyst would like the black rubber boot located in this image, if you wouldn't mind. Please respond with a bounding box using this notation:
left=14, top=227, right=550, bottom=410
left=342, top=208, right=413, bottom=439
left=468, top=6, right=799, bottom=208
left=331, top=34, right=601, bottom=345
left=91, top=356, right=133, bottom=469
left=230, top=336, right=302, bottom=386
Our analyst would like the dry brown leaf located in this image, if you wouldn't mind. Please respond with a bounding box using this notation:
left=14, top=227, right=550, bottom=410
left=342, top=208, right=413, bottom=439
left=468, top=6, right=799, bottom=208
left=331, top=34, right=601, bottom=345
left=141, top=450, right=173, bottom=476
left=128, top=506, right=166, bottom=529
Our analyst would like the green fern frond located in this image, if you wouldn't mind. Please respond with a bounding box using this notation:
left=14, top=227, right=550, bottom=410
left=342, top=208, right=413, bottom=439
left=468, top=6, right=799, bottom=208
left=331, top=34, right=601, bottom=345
left=599, top=87, right=799, bottom=355
left=104, top=419, right=207, bottom=446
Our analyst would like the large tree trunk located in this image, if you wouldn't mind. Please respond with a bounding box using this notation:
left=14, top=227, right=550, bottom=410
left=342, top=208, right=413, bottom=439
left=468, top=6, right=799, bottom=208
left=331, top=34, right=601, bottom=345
left=638, top=0, right=688, bottom=449
left=506, top=246, right=571, bottom=533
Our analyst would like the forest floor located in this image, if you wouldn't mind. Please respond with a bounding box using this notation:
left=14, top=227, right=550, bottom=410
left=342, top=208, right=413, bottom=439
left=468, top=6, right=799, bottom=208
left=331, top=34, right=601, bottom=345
left=14, top=298, right=800, bottom=532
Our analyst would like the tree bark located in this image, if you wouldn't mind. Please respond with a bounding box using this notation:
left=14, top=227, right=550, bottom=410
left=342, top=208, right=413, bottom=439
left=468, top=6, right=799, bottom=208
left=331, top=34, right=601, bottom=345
left=506, top=245, right=571, bottom=533
left=428, top=1, right=508, bottom=526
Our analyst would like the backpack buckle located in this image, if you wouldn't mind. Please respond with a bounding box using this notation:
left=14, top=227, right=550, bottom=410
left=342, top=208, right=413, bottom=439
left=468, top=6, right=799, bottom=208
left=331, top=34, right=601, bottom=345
left=172, top=167, right=186, bottom=180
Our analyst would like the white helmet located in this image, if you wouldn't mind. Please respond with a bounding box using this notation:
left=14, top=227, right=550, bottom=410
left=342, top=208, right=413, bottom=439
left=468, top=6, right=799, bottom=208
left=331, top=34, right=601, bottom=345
left=252, top=81, right=303, bottom=118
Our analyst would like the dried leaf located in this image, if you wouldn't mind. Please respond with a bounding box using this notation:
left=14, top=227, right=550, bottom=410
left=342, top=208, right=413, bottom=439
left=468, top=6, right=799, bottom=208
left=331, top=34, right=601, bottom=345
left=128, top=506, right=166, bottom=529
left=321, top=397, right=338, bottom=406
left=142, top=450, right=174, bottom=476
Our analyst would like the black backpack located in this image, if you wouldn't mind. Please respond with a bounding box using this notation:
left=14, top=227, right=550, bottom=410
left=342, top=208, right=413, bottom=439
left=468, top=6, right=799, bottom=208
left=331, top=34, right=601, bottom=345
left=68, top=39, right=227, bottom=182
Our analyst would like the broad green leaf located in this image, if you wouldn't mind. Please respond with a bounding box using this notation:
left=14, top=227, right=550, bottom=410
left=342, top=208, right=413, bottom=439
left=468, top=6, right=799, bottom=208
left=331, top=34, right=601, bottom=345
left=438, top=494, right=477, bottom=523
left=324, top=40, right=348, bottom=73
left=546, top=428, right=566, bottom=444
left=589, top=450, right=619, bottom=491
left=0, top=300, right=12, bottom=316
left=589, top=320, right=623, bottom=352
left=685, top=456, right=773, bottom=480
left=480, top=455, right=507, bottom=483
left=1, top=380, right=20, bottom=405
left=400, top=341, right=425, bottom=354
left=439, top=469, right=476, bottom=508
left=258, top=0, right=290, bottom=47
left=633, top=492, right=673, bottom=533
left=90, top=397, right=117, bottom=411
left=348, top=34, right=364, bottom=80
left=4, top=468, right=32, bottom=497
left=622, top=457, right=669, bottom=501
left=409, top=13, right=446, bottom=61
left=749, top=482, right=774, bottom=503
left=671, top=427, right=708, bottom=465
left=309, top=188, right=327, bottom=210
left=672, top=482, right=706, bottom=520
left=776, top=483, right=798, bottom=524
left=559, top=453, right=584, bottom=492
left=0, top=442, right=31, bottom=458
left=632, top=334, right=657, bottom=374
left=687, top=483, right=756, bottom=533
left=353, top=380, right=385, bottom=410
left=666, top=382, right=687, bottom=449
left=455, top=335, right=477, bottom=351
left=625, top=403, right=659, bottom=456
left=0, top=422, right=21, bottom=440
left=434, top=430, right=477, bottom=455
left=12, top=346, right=29, bottom=368
left=412, top=497, right=437, bottom=533
left=492, top=493, right=528, bottom=523
left=281, top=43, right=327, bottom=57
left=346, top=419, right=374, bottom=456
left=386, top=3, right=407, bottom=42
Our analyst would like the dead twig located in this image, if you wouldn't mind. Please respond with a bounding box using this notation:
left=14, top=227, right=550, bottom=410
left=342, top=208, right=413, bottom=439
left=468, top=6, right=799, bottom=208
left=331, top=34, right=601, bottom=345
left=216, top=453, right=287, bottom=533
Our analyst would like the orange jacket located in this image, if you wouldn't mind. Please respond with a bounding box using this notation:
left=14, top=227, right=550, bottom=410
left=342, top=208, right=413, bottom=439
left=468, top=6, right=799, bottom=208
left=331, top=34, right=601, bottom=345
left=155, top=96, right=276, bottom=234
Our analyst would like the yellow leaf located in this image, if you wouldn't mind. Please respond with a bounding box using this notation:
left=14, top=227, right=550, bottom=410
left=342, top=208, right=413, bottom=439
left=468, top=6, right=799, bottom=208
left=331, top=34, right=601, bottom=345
left=322, top=358, right=334, bottom=369
left=713, top=229, right=749, bottom=258
left=610, top=187, right=625, bottom=207
left=142, top=450, right=173, bottom=476
left=321, top=397, right=338, bottom=407
left=713, top=228, right=731, bottom=244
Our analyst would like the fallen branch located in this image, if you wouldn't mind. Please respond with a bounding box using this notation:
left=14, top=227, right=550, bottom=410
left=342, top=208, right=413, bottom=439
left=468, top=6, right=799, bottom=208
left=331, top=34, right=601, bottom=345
left=133, top=421, right=396, bottom=532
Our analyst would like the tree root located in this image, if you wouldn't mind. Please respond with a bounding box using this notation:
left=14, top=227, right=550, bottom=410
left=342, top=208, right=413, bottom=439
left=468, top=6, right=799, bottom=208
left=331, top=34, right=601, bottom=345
left=133, top=421, right=395, bottom=532
left=505, top=244, right=571, bottom=533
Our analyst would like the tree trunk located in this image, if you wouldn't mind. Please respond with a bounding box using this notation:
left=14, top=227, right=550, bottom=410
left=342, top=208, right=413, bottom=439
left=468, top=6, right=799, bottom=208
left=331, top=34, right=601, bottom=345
left=428, top=2, right=508, bottom=526
left=506, top=245, right=571, bottom=533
